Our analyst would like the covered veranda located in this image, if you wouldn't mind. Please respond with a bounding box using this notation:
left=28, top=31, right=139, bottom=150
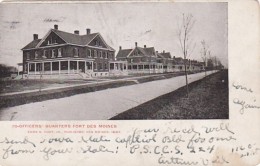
left=127, top=62, right=163, bottom=74
left=25, top=58, right=94, bottom=75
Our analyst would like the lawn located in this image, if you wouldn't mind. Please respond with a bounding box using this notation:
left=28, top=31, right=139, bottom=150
left=111, top=70, right=229, bottom=120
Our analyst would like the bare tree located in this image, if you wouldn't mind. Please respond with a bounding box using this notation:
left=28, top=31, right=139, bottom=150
left=177, top=13, right=196, bottom=98
left=200, top=40, right=210, bottom=77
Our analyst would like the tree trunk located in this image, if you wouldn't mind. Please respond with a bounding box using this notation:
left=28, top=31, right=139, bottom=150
left=184, top=61, right=189, bottom=98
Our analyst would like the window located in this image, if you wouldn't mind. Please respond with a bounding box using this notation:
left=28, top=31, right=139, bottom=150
left=94, top=62, right=97, bottom=70
left=35, top=51, right=38, bottom=59
left=104, top=63, right=108, bottom=69
left=26, top=53, right=30, bottom=60
left=99, top=63, right=103, bottom=70
left=73, top=48, right=79, bottom=57
left=94, top=50, right=97, bottom=58
left=91, top=50, right=94, bottom=57
left=99, top=51, right=102, bottom=58
left=58, top=48, right=62, bottom=57
left=88, top=49, right=91, bottom=57
left=43, top=50, right=47, bottom=58
left=51, top=49, right=55, bottom=58
left=104, top=52, right=108, bottom=59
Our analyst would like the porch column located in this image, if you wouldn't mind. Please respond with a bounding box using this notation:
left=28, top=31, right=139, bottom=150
left=17, top=65, right=19, bottom=76
left=85, top=61, right=87, bottom=73
left=68, top=60, right=70, bottom=74
left=50, top=62, right=52, bottom=75
left=34, top=62, right=36, bottom=75
left=143, top=64, right=144, bottom=71
left=27, top=63, right=30, bottom=75
left=77, top=60, right=79, bottom=73
left=92, top=61, right=94, bottom=71
left=42, top=62, right=44, bottom=73
left=59, top=61, right=61, bottom=75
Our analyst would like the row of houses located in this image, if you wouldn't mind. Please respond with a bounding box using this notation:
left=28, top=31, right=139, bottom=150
left=20, top=25, right=205, bottom=79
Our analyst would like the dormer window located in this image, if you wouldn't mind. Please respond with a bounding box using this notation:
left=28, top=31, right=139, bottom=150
left=73, top=48, right=79, bottom=57
left=58, top=48, right=62, bottom=57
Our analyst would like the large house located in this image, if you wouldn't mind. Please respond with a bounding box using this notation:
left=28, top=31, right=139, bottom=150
left=157, top=51, right=173, bottom=72
left=116, top=43, right=163, bottom=74
left=22, top=25, right=116, bottom=78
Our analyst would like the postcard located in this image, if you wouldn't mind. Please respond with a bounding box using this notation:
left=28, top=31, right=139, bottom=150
left=0, top=0, right=259, bottom=165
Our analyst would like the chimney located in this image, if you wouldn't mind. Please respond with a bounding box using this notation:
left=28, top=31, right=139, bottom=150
left=156, top=51, right=158, bottom=53
left=173, top=56, right=175, bottom=59
left=119, top=46, right=122, bottom=50
left=144, top=45, right=146, bottom=48
left=163, top=50, right=165, bottom=53
left=33, top=34, right=38, bottom=40
left=54, top=24, right=58, bottom=30
left=74, top=30, right=79, bottom=35
left=86, top=28, right=91, bottom=35
left=135, top=42, right=138, bottom=47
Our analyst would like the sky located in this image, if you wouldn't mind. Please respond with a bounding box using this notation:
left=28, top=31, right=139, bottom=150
left=0, top=2, right=228, bottom=68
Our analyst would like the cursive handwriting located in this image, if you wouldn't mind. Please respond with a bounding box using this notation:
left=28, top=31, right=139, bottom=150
left=80, top=145, right=115, bottom=154
left=232, top=83, right=253, bottom=93
left=233, top=98, right=260, bottom=114
left=115, top=128, right=157, bottom=148
left=202, top=123, right=235, bottom=135
left=2, top=145, right=34, bottom=159
left=158, top=155, right=199, bottom=165
left=80, top=135, right=110, bottom=143
left=40, top=147, right=73, bottom=160
left=0, top=137, right=36, bottom=147
left=43, top=17, right=66, bottom=23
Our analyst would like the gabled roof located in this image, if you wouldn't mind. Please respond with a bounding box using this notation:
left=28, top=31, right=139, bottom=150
left=158, top=52, right=171, bottom=59
left=116, top=49, right=132, bottom=58
left=143, top=47, right=155, bottom=55
left=22, top=28, right=114, bottom=51
left=53, top=29, right=98, bottom=46
left=173, top=57, right=184, bottom=65
left=116, top=46, right=156, bottom=59
left=22, top=39, right=41, bottom=50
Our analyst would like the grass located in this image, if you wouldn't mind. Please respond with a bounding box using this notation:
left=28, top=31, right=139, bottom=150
left=110, top=70, right=229, bottom=120
left=0, top=70, right=208, bottom=110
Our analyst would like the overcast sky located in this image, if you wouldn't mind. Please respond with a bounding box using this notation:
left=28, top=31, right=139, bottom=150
left=0, top=2, right=228, bottom=68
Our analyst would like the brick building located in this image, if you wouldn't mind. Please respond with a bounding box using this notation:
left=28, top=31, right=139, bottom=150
left=22, top=25, right=115, bottom=78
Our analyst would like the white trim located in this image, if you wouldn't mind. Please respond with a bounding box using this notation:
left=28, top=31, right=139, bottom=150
left=22, top=44, right=68, bottom=51
left=26, top=57, right=95, bottom=63
left=86, top=33, right=115, bottom=51
left=126, top=48, right=135, bottom=57
left=86, top=45, right=114, bottom=51
left=36, top=29, right=67, bottom=48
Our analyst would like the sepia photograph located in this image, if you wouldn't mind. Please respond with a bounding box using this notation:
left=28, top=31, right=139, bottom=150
left=0, top=2, right=228, bottom=120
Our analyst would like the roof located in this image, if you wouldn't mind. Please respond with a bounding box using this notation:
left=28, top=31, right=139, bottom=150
left=116, top=49, right=132, bottom=58
left=158, top=52, right=171, bottom=59
left=22, top=39, right=41, bottom=50
left=116, top=46, right=155, bottom=58
left=174, top=57, right=184, bottom=64
left=53, top=29, right=98, bottom=45
left=22, top=28, right=114, bottom=50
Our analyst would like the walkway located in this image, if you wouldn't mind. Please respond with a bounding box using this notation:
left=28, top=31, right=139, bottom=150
left=0, top=71, right=217, bottom=121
